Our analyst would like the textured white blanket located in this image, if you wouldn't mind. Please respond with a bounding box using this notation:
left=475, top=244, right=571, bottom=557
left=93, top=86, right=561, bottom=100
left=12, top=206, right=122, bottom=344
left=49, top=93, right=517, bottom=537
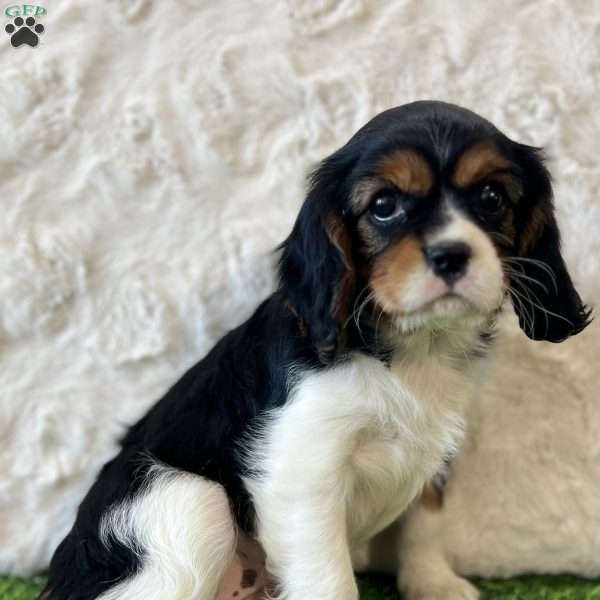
left=1, top=0, right=598, bottom=577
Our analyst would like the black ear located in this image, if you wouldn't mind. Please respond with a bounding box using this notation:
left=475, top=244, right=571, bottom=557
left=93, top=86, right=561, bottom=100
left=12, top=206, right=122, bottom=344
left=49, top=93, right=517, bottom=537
left=509, top=145, right=592, bottom=342
left=279, top=157, right=356, bottom=363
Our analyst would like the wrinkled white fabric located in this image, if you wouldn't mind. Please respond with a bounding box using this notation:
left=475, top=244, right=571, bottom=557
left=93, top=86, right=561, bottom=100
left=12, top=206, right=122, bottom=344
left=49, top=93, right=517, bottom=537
left=0, top=0, right=598, bottom=578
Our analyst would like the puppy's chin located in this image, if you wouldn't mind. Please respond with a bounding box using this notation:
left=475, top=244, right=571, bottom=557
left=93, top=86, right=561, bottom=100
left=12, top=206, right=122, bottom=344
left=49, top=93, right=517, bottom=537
left=387, top=293, right=494, bottom=335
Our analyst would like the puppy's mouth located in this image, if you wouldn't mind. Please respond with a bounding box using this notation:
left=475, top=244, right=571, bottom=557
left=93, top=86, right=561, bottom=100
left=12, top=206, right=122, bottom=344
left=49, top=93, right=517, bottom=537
left=395, top=291, right=481, bottom=324
left=385, top=289, right=496, bottom=334
left=400, top=291, right=475, bottom=317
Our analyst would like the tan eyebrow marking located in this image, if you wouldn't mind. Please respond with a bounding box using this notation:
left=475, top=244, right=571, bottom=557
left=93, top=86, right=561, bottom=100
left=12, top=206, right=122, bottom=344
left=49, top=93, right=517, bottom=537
left=350, top=178, right=381, bottom=212
left=452, top=143, right=510, bottom=188
left=374, top=149, right=433, bottom=197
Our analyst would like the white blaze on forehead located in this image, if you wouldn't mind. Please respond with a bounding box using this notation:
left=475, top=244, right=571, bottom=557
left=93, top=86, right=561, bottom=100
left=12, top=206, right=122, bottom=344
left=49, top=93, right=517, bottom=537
left=426, top=208, right=490, bottom=248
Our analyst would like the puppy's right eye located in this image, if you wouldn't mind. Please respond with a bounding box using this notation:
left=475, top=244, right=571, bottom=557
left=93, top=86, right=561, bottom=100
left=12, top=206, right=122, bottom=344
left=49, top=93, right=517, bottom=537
left=369, top=193, right=405, bottom=223
left=480, top=183, right=506, bottom=215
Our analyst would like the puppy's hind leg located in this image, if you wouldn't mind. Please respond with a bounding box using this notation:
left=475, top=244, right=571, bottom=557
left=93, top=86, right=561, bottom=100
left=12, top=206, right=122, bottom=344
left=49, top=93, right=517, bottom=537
left=98, top=466, right=237, bottom=600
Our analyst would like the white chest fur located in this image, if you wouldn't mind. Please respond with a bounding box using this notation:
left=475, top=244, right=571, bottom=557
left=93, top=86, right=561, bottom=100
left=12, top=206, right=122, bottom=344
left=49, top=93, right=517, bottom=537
left=246, top=341, right=478, bottom=591
left=347, top=350, right=473, bottom=544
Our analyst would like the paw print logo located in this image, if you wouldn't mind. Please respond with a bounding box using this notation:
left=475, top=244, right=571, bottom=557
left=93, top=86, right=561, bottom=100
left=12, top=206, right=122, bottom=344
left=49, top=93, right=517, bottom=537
left=5, top=16, right=45, bottom=47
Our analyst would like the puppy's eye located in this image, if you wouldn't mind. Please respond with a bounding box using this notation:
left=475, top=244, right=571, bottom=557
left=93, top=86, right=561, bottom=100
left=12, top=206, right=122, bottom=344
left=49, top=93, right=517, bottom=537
left=369, top=193, right=405, bottom=222
left=480, top=184, right=506, bottom=214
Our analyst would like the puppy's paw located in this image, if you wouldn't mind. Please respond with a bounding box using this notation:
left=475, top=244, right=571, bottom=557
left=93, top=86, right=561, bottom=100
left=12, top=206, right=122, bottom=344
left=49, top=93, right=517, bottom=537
left=400, top=575, right=480, bottom=600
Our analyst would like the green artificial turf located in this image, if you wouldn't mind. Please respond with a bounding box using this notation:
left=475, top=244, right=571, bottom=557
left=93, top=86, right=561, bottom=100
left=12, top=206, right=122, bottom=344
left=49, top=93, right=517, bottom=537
left=2, top=574, right=600, bottom=599
left=359, top=574, right=600, bottom=599
left=0, top=576, right=46, bottom=600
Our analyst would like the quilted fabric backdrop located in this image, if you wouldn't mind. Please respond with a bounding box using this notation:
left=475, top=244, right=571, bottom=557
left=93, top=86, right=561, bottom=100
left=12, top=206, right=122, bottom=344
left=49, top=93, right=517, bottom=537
left=0, top=0, right=598, bottom=578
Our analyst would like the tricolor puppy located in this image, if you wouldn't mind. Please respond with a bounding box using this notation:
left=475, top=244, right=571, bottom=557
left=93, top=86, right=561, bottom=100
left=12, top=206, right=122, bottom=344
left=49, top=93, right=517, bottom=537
left=41, top=101, right=591, bottom=600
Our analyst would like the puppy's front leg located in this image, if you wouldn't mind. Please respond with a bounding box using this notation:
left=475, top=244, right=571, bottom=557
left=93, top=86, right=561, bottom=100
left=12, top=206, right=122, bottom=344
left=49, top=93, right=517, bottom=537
left=247, top=407, right=360, bottom=599
left=258, top=490, right=358, bottom=600
left=246, top=370, right=366, bottom=599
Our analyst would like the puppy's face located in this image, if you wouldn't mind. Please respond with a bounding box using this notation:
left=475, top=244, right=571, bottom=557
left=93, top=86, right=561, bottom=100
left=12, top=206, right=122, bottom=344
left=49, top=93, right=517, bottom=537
left=350, top=143, right=510, bottom=332
left=280, top=101, right=591, bottom=361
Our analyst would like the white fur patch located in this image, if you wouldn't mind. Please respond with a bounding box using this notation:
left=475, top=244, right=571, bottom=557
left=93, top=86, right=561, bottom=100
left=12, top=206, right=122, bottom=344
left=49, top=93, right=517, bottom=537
left=98, top=464, right=236, bottom=600
left=246, top=338, right=480, bottom=600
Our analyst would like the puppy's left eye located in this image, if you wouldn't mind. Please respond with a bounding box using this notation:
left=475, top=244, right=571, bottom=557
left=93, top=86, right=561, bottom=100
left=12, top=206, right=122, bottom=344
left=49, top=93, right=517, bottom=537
left=480, top=183, right=506, bottom=214
left=369, top=193, right=406, bottom=223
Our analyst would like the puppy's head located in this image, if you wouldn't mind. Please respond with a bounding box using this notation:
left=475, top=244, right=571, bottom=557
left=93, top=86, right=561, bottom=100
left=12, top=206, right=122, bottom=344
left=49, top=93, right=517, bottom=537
left=280, top=101, right=592, bottom=362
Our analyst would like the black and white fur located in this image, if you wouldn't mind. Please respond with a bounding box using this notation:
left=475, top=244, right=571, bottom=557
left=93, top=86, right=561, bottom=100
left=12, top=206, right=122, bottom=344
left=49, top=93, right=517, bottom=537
left=41, top=101, right=591, bottom=600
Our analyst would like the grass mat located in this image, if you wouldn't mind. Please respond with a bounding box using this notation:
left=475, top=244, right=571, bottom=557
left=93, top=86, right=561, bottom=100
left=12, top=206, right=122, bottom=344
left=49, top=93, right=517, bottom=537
left=2, top=574, right=600, bottom=599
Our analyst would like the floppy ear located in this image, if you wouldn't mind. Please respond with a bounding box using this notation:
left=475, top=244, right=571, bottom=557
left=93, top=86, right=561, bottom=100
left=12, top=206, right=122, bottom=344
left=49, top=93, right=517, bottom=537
left=510, top=145, right=592, bottom=342
left=279, top=159, right=356, bottom=363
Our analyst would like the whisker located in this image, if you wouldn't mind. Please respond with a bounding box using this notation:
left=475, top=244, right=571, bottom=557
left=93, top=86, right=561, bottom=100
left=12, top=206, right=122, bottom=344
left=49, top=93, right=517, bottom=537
left=507, top=285, right=535, bottom=337
left=503, top=256, right=558, bottom=294
left=502, top=265, right=550, bottom=294
left=510, top=274, right=577, bottom=331
left=510, top=277, right=543, bottom=336
left=526, top=291, right=576, bottom=327
left=344, top=286, right=371, bottom=329
left=350, top=288, right=377, bottom=346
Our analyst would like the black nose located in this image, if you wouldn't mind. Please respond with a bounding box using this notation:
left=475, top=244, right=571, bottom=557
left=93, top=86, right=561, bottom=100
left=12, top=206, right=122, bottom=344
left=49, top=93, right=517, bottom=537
left=424, top=242, right=472, bottom=283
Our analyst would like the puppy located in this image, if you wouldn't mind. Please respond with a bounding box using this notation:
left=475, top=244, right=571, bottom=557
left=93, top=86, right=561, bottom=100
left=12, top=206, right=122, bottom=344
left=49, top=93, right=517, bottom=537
left=40, top=101, right=590, bottom=600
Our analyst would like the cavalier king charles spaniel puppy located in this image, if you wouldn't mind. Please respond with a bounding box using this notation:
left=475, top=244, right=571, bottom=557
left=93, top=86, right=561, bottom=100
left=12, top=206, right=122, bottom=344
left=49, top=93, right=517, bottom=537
left=41, top=101, right=590, bottom=600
